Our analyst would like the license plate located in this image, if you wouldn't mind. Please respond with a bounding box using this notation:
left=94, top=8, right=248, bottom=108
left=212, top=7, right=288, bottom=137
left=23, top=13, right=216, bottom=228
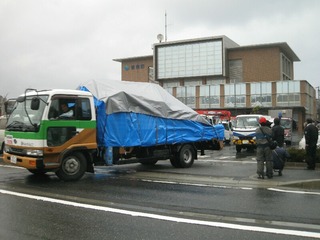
left=10, top=155, right=17, bottom=164
left=242, top=140, right=249, bottom=144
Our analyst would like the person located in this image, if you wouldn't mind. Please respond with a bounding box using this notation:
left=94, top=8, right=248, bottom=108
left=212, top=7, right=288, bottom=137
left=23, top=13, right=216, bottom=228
left=255, top=116, right=273, bottom=179
left=59, top=102, right=74, bottom=118
left=272, top=117, right=285, bottom=147
left=304, top=118, right=318, bottom=170
left=272, top=146, right=290, bottom=176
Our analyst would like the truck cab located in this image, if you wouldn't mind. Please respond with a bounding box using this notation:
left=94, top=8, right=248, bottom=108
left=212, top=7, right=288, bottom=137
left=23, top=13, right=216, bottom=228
left=3, top=89, right=97, bottom=180
left=232, top=114, right=271, bottom=152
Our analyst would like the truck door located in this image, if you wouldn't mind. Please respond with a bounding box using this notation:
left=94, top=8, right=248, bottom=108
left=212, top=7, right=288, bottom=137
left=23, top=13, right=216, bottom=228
left=47, top=97, right=92, bottom=147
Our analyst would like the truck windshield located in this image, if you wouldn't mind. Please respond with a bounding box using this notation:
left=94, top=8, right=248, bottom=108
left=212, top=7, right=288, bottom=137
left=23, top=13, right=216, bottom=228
left=6, top=95, right=48, bottom=132
left=235, top=116, right=259, bottom=128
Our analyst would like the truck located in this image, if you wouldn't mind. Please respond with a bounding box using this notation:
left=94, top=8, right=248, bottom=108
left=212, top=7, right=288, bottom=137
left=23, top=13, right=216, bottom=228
left=268, top=109, right=295, bottom=145
left=279, top=117, right=294, bottom=145
left=3, top=80, right=224, bottom=181
left=232, top=114, right=271, bottom=153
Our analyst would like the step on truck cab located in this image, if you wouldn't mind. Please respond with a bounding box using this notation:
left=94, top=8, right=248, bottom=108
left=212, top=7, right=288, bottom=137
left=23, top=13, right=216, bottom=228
left=3, top=81, right=224, bottom=181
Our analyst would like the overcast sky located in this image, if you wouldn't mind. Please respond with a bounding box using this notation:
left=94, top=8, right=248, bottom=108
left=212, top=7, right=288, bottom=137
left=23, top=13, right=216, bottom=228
left=1, top=0, right=319, bottom=98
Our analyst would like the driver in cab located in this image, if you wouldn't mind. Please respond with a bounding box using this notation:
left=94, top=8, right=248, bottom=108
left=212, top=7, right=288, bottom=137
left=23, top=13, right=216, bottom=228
left=59, top=102, right=73, bottom=118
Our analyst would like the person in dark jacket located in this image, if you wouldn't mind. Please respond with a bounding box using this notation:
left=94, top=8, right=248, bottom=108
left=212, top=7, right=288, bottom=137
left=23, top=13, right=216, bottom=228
left=304, top=118, right=319, bottom=170
left=272, top=117, right=285, bottom=147
left=272, top=146, right=290, bottom=176
left=256, top=117, right=273, bottom=179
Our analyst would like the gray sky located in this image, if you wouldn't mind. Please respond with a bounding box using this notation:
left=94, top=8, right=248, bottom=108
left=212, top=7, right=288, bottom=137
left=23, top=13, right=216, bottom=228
left=1, top=0, right=319, bottom=98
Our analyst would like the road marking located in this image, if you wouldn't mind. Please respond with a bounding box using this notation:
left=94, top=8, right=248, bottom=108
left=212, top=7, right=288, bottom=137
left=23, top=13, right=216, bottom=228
left=268, top=188, right=320, bottom=196
left=140, top=179, right=253, bottom=190
left=0, top=188, right=319, bottom=238
left=198, top=159, right=255, bottom=164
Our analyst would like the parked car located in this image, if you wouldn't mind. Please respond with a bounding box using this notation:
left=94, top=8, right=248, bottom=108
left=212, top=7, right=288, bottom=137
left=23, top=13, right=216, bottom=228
left=0, top=115, right=7, bottom=154
left=298, top=130, right=320, bottom=149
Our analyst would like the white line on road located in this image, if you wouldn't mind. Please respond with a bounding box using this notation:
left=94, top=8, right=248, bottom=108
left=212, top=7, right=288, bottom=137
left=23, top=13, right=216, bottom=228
left=140, top=179, right=253, bottom=190
left=268, top=188, right=320, bottom=196
left=0, top=188, right=319, bottom=238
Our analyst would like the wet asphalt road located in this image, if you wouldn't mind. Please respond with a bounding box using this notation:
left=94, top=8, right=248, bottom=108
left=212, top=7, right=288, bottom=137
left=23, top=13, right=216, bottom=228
left=0, top=144, right=320, bottom=240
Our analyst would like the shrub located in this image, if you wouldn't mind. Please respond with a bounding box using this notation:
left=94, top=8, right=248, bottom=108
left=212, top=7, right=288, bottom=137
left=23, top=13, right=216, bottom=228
left=287, top=147, right=320, bottom=163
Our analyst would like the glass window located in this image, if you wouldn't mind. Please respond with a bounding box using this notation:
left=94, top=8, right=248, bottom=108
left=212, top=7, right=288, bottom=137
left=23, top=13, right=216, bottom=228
left=276, top=81, right=301, bottom=106
left=224, top=83, right=246, bottom=108
left=250, top=82, right=272, bottom=107
left=157, top=40, right=223, bottom=79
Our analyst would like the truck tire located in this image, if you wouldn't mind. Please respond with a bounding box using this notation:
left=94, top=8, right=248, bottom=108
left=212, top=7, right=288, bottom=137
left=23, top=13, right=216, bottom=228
left=56, top=152, right=87, bottom=181
left=236, top=145, right=242, bottom=153
left=177, top=144, right=195, bottom=168
left=170, top=158, right=181, bottom=168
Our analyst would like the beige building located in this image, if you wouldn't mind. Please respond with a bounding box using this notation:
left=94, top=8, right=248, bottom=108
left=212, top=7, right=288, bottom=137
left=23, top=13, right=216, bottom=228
left=114, top=35, right=317, bottom=133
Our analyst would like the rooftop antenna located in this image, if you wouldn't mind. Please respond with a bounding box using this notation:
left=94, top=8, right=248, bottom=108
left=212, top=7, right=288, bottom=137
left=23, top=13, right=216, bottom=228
left=165, top=11, right=167, bottom=42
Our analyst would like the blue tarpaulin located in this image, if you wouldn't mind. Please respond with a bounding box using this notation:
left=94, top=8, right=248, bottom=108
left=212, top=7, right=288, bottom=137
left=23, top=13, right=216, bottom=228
left=79, top=80, right=224, bottom=147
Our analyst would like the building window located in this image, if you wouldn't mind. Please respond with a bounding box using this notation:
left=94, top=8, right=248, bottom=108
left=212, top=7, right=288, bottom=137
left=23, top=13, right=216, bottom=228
left=157, top=40, right=223, bottom=79
left=148, top=67, right=154, bottom=81
left=250, top=82, right=272, bottom=107
left=224, top=83, right=246, bottom=108
left=163, top=80, right=179, bottom=88
left=131, top=65, right=135, bottom=70
left=199, top=85, right=220, bottom=108
left=229, top=59, right=243, bottom=83
left=176, top=86, right=195, bottom=108
left=276, top=81, right=300, bottom=106
left=185, top=78, right=202, bottom=86
left=281, top=53, right=291, bottom=80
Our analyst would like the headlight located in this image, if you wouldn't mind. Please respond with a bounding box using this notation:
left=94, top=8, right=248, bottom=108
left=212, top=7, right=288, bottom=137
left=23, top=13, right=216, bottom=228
left=233, top=136, right=239, bottom=140
left=26, top=149, right=43, bottom=156
left=253, top=136, right=256, bottom=140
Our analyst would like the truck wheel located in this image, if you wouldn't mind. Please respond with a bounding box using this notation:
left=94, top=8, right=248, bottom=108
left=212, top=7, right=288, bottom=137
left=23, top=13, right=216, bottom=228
left=170, top=158, right=181, bottom=168
left=177, top=144, right=195, bottom=168
left=56, top=152, right=87, bottom=181
left=236, top=145, right=242, bottom=153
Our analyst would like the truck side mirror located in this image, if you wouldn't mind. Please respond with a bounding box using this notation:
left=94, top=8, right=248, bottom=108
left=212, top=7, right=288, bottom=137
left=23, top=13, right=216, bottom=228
left=4, top=101, right=11, bottom=114
left=31, top=97, right=40, bottom=110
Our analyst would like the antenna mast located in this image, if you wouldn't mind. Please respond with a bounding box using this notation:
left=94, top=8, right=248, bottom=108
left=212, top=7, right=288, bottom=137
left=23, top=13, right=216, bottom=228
left=165, top=11, right=167, bottom=42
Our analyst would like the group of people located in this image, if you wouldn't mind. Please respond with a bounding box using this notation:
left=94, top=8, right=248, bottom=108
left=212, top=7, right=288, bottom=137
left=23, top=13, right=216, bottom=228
left=255, top=117, right=319, bottom=179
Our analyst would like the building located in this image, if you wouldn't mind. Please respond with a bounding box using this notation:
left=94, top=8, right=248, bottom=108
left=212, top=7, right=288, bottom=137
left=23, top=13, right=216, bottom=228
left=114, top=35, right=317, bottom=133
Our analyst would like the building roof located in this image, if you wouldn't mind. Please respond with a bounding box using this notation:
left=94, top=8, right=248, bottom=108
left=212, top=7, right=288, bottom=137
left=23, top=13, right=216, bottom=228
left=113, top=55, right=153, bottom=62
left=153, top=35, right=239, bottom=47
left=228, top=42, right=300, bottom=62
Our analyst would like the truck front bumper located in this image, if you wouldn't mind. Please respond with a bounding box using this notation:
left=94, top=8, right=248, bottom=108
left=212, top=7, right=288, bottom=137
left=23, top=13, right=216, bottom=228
left=3, top=152, right=45, bottom=169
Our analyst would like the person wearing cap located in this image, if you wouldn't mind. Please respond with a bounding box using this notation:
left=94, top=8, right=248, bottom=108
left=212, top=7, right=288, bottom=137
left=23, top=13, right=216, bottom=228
left=272, top=117, right=285, bottom=147
left=255, top=116, right=273, bottom=179
left=304, top=118, right=318, bottom=170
